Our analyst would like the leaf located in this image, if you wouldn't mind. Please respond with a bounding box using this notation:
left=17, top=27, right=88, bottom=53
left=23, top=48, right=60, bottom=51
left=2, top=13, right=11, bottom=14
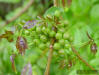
left=90, top=4, right=99, bottom=22
left=21, top=63, right=32, bottom=75
left=10, top=54, right=16, bottom=72
left=44, top=6, right=62, bottom=17
left=0, top=31, right=14, bottom=42
left=16, top=36, right=28, bottom=55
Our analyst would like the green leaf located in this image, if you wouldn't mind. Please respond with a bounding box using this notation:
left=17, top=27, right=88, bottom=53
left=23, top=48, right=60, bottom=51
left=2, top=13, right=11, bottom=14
left=44, top=6, right=62, bottom=17
left=90, top=4, right=99, bottom=22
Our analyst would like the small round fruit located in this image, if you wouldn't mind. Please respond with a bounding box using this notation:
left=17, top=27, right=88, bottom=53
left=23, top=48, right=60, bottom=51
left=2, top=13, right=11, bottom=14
left=59, top=39, right=65, bottom=45
left=55, top=10, right=61, bottom=17
left=36, top=27, right=41, bottom=33
left=63, top=32, right=70, bottom=39
left=53, top=43, right=61, bottom=50
left=40, top=35, right=47, bottom=42
left=59, top=28, right=65, bottom=33
left=55, top=32, right=62, bottom=39
left=49, top=31, right=56, bottom=37
left=39, top=43, right=46, bottom=50
left=64, top=7, right=69, bottom=12
left=65, top=44, right=70, bottom=49
left=33, top=39, right=40, bottom=45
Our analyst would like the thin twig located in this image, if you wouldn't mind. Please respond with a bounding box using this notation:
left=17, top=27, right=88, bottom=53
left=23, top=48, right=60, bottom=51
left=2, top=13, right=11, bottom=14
left=71, top=45, right=95, bottom=70
left=2, top=0, right=34, bottom=27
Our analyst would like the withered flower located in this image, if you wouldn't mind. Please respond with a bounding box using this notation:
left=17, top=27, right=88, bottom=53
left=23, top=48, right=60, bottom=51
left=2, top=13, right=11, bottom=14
left=10, top=54, right=16, bottom=72
left=23, top=20, right=38, bottom=29
left=90, top=43, right=97, bottom=54
left=21, top=63, right=32, bottom=75
left=0, top=31, right=13, bottom=42
left=16, top=36, right=28, bottom=55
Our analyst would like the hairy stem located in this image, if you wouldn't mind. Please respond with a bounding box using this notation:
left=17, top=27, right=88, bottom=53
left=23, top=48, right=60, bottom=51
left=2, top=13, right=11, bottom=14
left=71, top=45, right=95, bottom=70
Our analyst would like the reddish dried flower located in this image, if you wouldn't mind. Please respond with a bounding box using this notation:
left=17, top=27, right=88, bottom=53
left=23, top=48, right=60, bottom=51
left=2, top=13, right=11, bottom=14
left=90, top=43, right=97, bottom=54
left=16, top=36, right=28, bottom=55
left=21, top=63, right=32, bottom=75
left=0, top=31, right=13, bottom=42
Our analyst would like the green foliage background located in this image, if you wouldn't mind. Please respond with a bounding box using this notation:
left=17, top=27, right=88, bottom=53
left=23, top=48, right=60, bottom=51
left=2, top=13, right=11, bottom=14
left=0, top=0, right=99, bottom=75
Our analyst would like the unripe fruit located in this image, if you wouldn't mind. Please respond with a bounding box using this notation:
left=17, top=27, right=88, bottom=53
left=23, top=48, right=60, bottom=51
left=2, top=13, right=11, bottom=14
left=59, top=28, right=65, bottom=33
left=40, top=35, right=47, bottom=42
left=42, top=27, right=46, bottom=32
left=64, top=7, right=69, bottom=12
left=39, top=43, right=46, bottom=50
left=55, top=10, right=61, bottom=17
left=55, top=32, right=62, bottom=39
left=65, top=44, right=70, bottom=49
left=53, top=43, right=61, bottom=50
left=46, top=42, right=50, bottom=48
left=63, top=32, right=70, bottom=39
left=59, top=39, right=65, bottom=45
left=33, top=39, right=40, bottom=45
left=36, top=27, right=41, bottom=33
left=49, top=31, right=56, bottom=37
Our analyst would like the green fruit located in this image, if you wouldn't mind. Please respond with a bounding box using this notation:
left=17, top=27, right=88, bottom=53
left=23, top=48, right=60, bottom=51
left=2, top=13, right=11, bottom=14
left=33, top=39, right=40, bottom=45
left=59, top=28, right=65, bottom=33
left=63, top=32, right=70, bottom=39
left=65, top=44, right=70, bottom=49
left=36, top=27, right=41, bottom=33
left=40, top=35, right=47, bottom=42
left=59, top=39, right=65, bottom=45
left=55, top=10, right=61, bottom=17
left=64, top=7, right=69, bottom=12
left=39, top=43, right=46, bottom=50
left=53, top=43, right=61, bottom=50
left=42, top=27, right=46, bottom=32
left=49, top=31, right=56, bottom=37
left=55, top=32, right=62, bottom=39
left=46, top=42, right=50, bottom=48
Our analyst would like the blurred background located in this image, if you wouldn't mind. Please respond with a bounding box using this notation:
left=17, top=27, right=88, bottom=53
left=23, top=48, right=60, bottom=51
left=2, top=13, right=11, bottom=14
left=0, top=0, right=99, bottom=75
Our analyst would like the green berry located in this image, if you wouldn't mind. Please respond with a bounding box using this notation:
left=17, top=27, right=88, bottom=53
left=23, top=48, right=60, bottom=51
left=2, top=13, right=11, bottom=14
left=65, top=44, right=70, bottom=49
left=55, top=10, right=61, bottom=17
left=59, top=39, right=65, bottom=45
left=63, top=32, right=70, bottom=39
left=33, top=39, right=40, bottom=45
left=53, top=43, right=61, bottom=50
left=36, top=27, right=41, bottom=33
left=40, top=35, right=47, bottom=42
left=59, top=28, right=65, bottom=33
left=64, top=7, right=69, bottom=12
left=39, top=43, right=46, bottom=50
left=49, top=31, right=56, bottom=37
left=55, top=32, right=62, bottom=39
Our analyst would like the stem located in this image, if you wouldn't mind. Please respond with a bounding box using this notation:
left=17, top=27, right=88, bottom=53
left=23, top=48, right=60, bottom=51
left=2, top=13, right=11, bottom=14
left=44, top=39, right=55, bottom=75
left=71, top=45, right=95, bottom=70
left=62, top=0, right=65, bottom=7
left=53, top=0, right=58, bottom=7
left=2, top=0, right=34, bottom=27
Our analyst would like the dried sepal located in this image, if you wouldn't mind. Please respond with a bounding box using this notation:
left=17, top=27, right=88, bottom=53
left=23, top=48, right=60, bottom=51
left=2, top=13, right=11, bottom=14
left=21, top=63, right=32, bottom=75
left=23, top=20, right=38, bottom=29
left=0, top=31, right=13, bottom=42
left=10, top=54, right=16, bottom=72
left=90, top=43, right=97, bottom=54
left=16, top=36, right=28, bottom=55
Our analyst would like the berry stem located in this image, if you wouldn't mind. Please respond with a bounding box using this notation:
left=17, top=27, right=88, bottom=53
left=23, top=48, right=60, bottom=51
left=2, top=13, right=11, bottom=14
left=44, top=39, right=55, bottom=75
left=71, top=45, right=95, bottom=70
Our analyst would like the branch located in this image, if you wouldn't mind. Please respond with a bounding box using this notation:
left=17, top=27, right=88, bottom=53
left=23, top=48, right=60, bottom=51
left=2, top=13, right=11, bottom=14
left=2, top=0, right=34, bottom=27
left=71, top=45, right=95, bottom=70
left=44, top=39, right=55, bottom=75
